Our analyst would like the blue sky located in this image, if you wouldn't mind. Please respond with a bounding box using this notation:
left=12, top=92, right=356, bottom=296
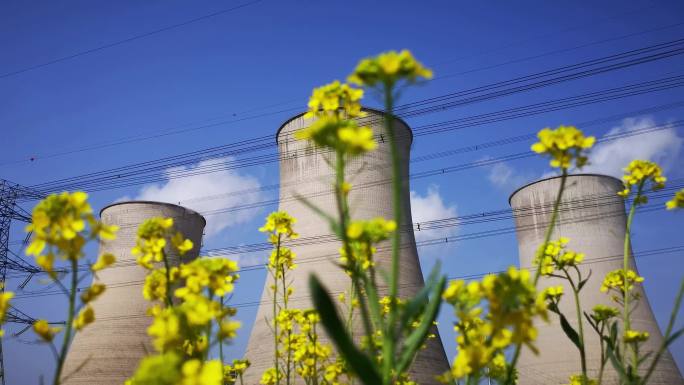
left=2, top=0, right=684, bottom=383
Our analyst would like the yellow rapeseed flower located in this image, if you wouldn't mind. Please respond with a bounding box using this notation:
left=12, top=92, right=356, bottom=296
left=348, top=50, right=433, bottom=87
left=259, top=211, right=298, bottom=240
left=126, top=352, right=182, bottom=385
left=295, top=116, right=377, bottom=156
left=666, top=188, right=684, bottom=210
left=180, top=359, right=223, bottom=385
left=260, top=367, right=281, bottom=385
left=590, top=305, right=620, bottom=322
left=531, top=125, right=595, bottom=169
left=73, top=305, right=95, bottom=330
left=175, top=258, right=239, bottom=298
left=304, top=80, right=365, bottom=120
left=624, top=329, right=650, bottom=343
left=143, top=267, right=178, bottom=302
left=601, top=269, right=644, bottom=294
left=33, top=319, right=61, bottom=342
left=132, top=217, right=174, bottom=269
left=0, top=290, right=13, bottom=335
left=91, top=252, right=116, bottom=272
left=617, top=159, right=666, bottom=200
left=218, top=320, right=241, bottom=340
left=566, top=374, right=598, bottom=385
left=80, top=283, right=106, bottom=303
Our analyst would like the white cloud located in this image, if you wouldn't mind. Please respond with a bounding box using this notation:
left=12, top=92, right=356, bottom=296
left=583, top=117, right=682, bottom=177
left=410, top=185, right=458, bottom=243
left=125, top=157, right=265, bottom=239
left=488, top=161, right=531, bottom=191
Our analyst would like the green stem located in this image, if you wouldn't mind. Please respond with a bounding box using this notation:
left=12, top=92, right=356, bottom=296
left=53, top=258, right=78, bottom=385
left=162, top=249, right=173, bottom=308
left=334, top=149, right=375, bottom=346
left=506, top=169, right=568, bottom=385
left=567, top=272, right=587, bottom=379
left=641, top=277, right=684, bottom=384
left=382, top=81, right=400, bottom=385
left=623, top=181, right=644, bottom=372
left=219, top=296, right=224, bottom=364
left=273, top=235, right=282, bottom=385
left=282, top=271, right=291, bottom=385
left=597, top=322, right=607, bottom=385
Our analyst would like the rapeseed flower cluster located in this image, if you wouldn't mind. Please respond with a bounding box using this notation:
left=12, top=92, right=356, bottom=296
left=340, top=217, right=396, bottom=273
left=566, top=374, right=598, bottom=385
left=666, top=188, right=684, bottom=210
left=600, top=269, right=644, bottom=295
left=441, top=267, right=546, bottom=382
left=530, top=125, right=595, bottom=169
left=623, top=329, right=650, bottom=343
left=33, top=319, right=61, bottom=342
left=296, top=80, right=376, bottom=156
left=348, top=50, right=433, bottom=87
left=26, top=191, right=118, bottom=275
left=589, top=304, right=619, bottom=323
left=128, top=217, right=242, bottom=385
left=26, top=192, right=117, bottom=329
left=617, top=160, right=666, bottom=200
left=223, top=359, right=250, bottom=385
left=535, top=237, right=585, bottom=276
left=0, top=288, right=13, bottom=337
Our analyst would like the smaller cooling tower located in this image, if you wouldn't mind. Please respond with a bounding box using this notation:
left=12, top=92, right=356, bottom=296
left=61, top=201, right=206, bottom=385
left=509, top=174, right=682, bottom=385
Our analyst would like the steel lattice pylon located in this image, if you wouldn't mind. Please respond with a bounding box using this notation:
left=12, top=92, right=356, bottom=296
left=0, top=179, right=45, bottom=385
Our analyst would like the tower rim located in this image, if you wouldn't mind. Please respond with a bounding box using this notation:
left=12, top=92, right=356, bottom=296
left=508, top=173, right=623, bottom=206
left=275, top=107, right=413, bottom=145
left=99, top=200, right=207, bottom=226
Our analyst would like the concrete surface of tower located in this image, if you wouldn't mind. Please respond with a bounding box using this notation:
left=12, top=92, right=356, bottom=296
left=61, top=201, right=206, bottom=385
left=243, top=109, right=450, bottom=384
left=510, top=174, right=683, bottom=385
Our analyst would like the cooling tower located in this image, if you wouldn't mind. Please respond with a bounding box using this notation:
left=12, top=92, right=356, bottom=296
left=61, top=201, right=206, bottom=385
left=509, top=174, right=682, bottom=384
left=243, top=109, right=450, bottom=384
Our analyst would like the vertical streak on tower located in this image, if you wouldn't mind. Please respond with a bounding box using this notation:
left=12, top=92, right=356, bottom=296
left=62, top=201, right=206, bottom=385
left=243, top=109, right=450, bottom=385
left=509, top=174, right=682, bottom=385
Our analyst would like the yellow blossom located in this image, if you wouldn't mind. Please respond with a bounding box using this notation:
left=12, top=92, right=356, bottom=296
left=132, top=217, right=174, bottom=269
left=144, top=267, right=178, bottom=302
left=260, top=367, right=281, bottom=385
left=531, top=125, right=595, bottom=169
left=348, top=50, right=433, bottom=86
left=624, top=329, right=650, bottom=343
left=33, top=319, right=61, bottom=342
left=91, top=252, right=116, bottom=271
left=0, top=290, right=13, bottom=335
left=218, top=320, right=241, bottom=340
left=666, top=188, right=684, bottom=210
left=175, top=258, right=239, bottom=298
left=566, top=374, right=598, bottom=385
left=601, top=269, right=644, bottom=293
left=304, top=80, right=365, bottom=119
left=74, top=306, right=95, bottom=330
left=590, top=305, right=620, bottom=322
left=259, top=211, right=298, bottom=240
left=80, top=283, right=106, bottom=303
left=126, top=352, right=182, bottom=384
left=617, top=159, right=666, bottom=200
left=296, top=116, right=376, bottom=156
left=180, top=359, right=222, bottom=385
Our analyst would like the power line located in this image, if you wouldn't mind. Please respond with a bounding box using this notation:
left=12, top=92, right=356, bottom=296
left=0, top=0, right=264, bottom=80
left=9, top=198, right=673, bottom=299
left=4, top=16, right=680, bottom=166
left=24, top=38, right=684, bottom=192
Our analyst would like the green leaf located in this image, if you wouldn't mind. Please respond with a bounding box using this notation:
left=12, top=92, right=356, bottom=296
left=558, top=312, right=583, bottom=351
left=606, top=342, right=628, bottom=381
left=294, top=194, right=338, bottom=232
left=309, top=275, right=381, bottom=385
left=399, top=261, right=441, bottom=329
left=396, top=274, right=447, bottom=374
left=665, top=327, right=684, bottom=346
left=578, top=269, right=592, bottom=291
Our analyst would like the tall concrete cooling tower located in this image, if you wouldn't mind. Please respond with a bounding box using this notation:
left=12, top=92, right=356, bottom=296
left=243, top=109, right=450, bottom=384
left=509, top=174, right=682, bottom=384
left=62, top=201, right=206, bottom=385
